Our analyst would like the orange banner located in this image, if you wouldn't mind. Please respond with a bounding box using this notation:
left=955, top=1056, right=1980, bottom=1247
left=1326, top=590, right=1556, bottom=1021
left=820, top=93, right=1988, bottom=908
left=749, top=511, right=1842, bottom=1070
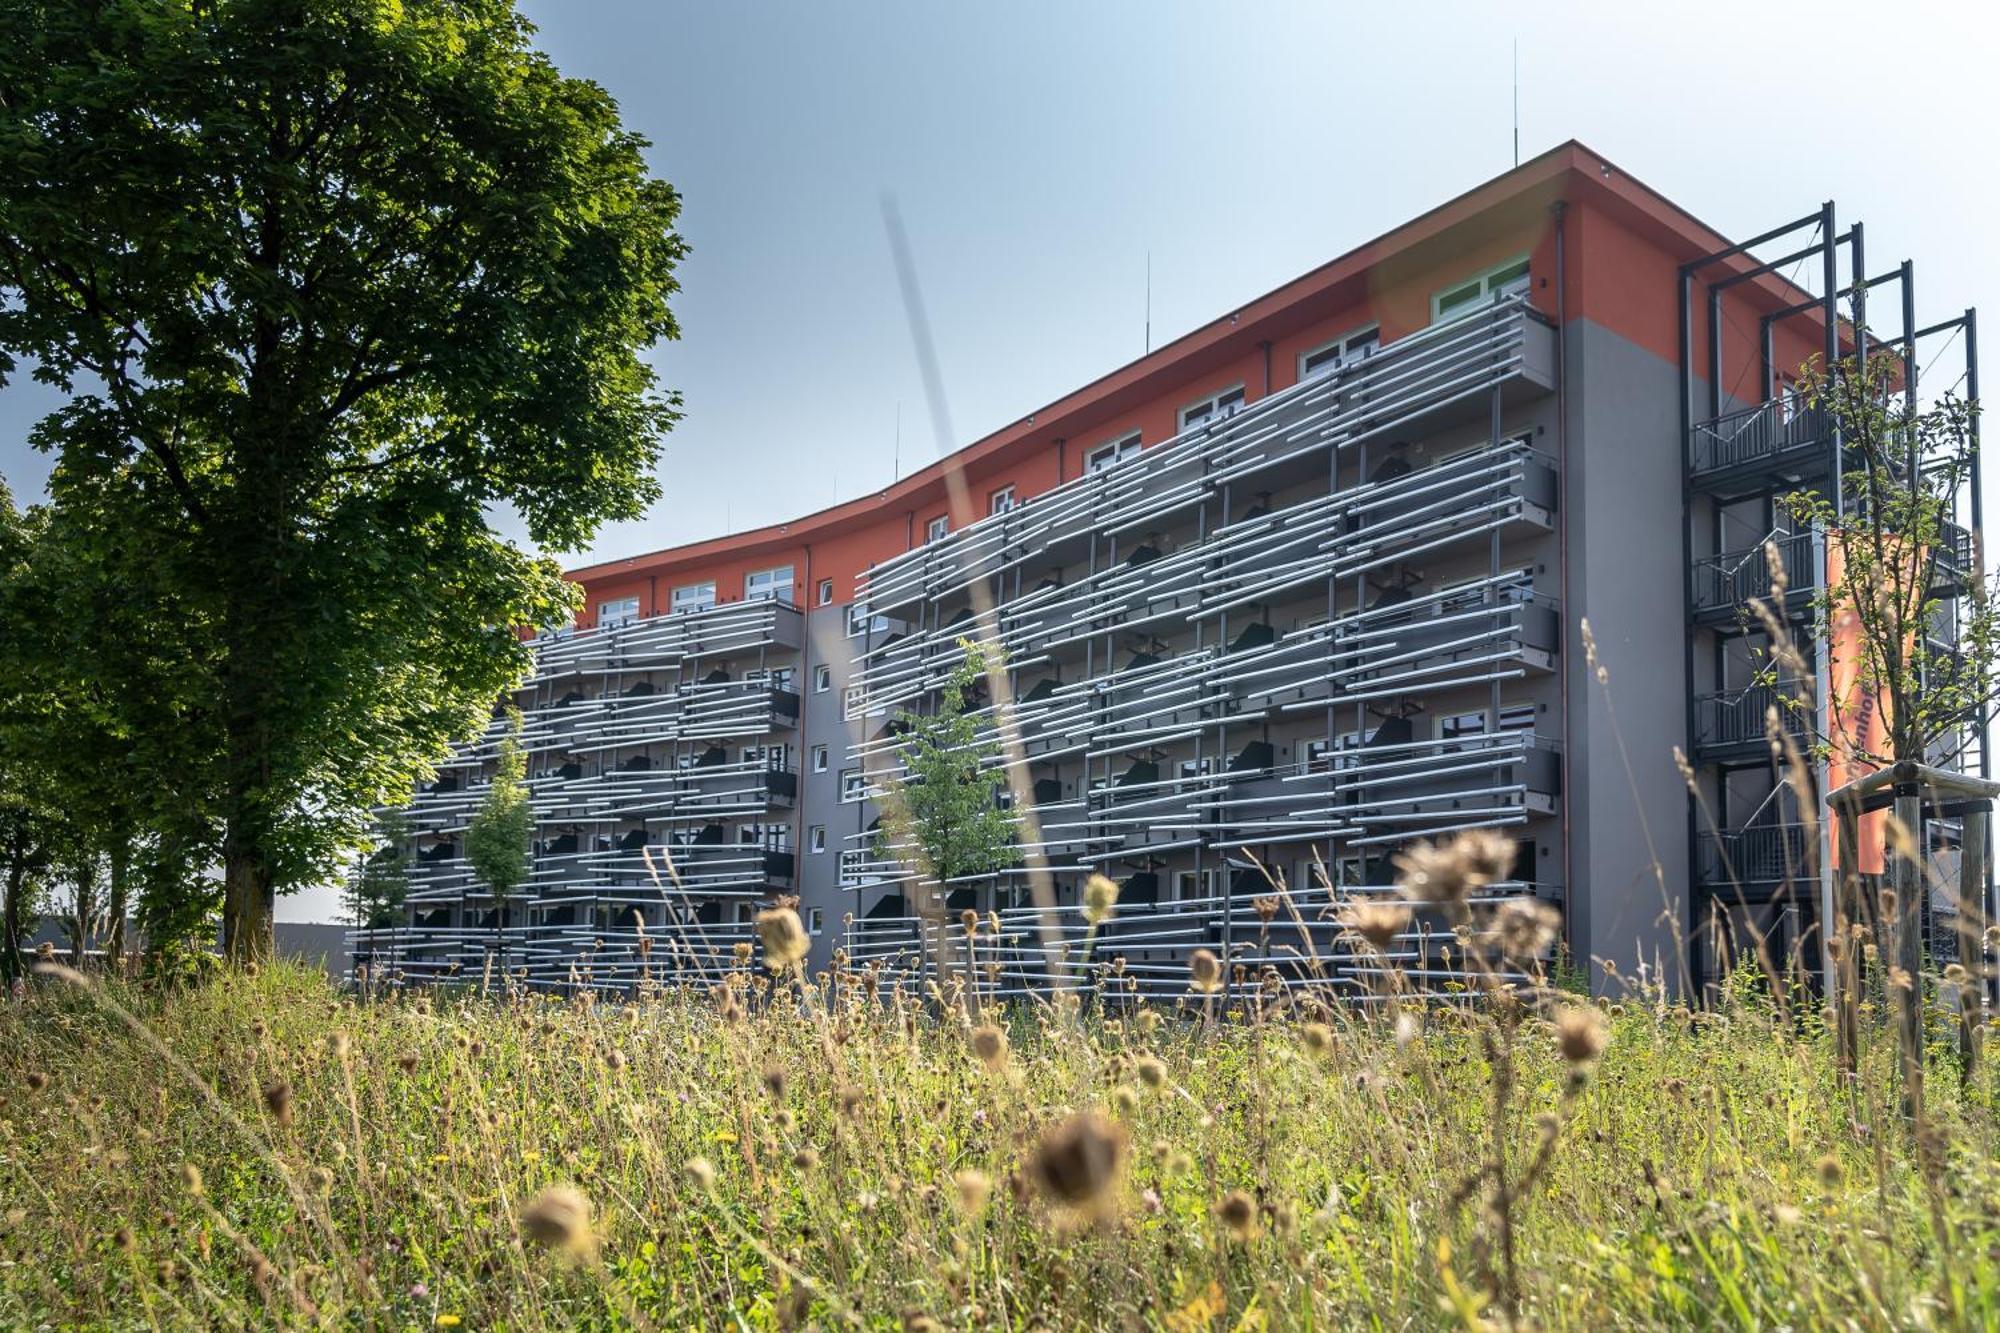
left=1824, top=535, right=1922, bottom=874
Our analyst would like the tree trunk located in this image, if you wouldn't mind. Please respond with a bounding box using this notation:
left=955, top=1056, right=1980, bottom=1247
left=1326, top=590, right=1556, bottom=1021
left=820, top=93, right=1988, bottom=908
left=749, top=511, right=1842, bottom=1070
left=2, top=841, right=26, bottom=987
left=222, top=838, right=274, bottom=964
left=105, top=834, right=130, bottom=969
left=69, top=852, right=97, bottom=967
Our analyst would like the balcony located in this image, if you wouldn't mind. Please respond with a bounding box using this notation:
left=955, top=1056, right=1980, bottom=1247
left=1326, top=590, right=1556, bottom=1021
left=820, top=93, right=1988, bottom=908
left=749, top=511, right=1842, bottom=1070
left=1692, top=683, right=1811, bottom=764
left=1697, top=819, right=1815, bottom=899
left=1690, top=531, right=1815, bottom=624
left=1688, top=400, right=1830, bottom=500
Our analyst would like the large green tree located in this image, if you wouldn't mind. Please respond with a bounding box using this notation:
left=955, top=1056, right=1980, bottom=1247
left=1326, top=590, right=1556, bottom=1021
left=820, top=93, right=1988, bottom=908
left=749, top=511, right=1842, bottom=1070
left=0, top=0, right=685, bottom=960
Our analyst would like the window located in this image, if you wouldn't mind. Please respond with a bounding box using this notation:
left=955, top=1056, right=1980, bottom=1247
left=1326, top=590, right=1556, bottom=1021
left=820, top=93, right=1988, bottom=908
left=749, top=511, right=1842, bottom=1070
left=817, top=578, right=835, bottom=607
left=671, top=581, right=716, bottom=614
left=809, top=825, right=827, bottom=854
left=811, top=744, right=829, bottom=773
left=925, top=514, right=950, bottom=543
left=807, top=907, right=825, bottom=935
left=813, top=664, right=832, bottom=693
left=745, top=565, right=793, bottom=602
left=1084, top=431, right=1141, bottom=474
left=847, top=602, right=887, bottom=637
left=840, top=769, right=866, bottom=803
left=989, top=485, right=1017, bottom=515
left=1181, top=385, right=1246, bottom=432
left=1432, top=256, right=1530, bottom=322
left=1499, top=703, right=1537, bottom=732
left=1438, top=567, right=1535, bottom=613
left=597, top=596, right=640, bottom=629
left=1300, top=325, right=1381, bottom=379
left=1439, top=711, right=1486, bottom=739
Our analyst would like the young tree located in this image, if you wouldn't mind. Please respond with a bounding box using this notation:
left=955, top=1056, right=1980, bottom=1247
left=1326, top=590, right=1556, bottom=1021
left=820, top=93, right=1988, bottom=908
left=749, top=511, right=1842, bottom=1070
left=465, top=711, right=534, bottom=977
left=1756, top=344, right=1993, bottom=1078
left=876, top=640, right=1022, bottom=984
left=346, top=808, right=412, bottom=977
left=0, top=1, right=686, bottom=962
left=1774, top=349, right=1993, bottom=777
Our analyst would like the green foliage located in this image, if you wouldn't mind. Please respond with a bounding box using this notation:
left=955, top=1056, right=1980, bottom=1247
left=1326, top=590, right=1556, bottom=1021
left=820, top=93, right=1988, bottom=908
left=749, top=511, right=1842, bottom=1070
left=1771, top=348, right=1993, bottom=768
left=878, top=639, right=1021, bottom=888
left=345, top=808, right=412, bottom=930
left=465, top=710, right=533, bottom=909
left=0, top=0, right=686, bottom=956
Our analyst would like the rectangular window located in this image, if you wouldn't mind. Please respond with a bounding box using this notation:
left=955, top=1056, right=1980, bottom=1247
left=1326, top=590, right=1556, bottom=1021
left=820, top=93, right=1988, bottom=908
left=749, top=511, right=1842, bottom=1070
left=1084, top=431, right=1141, bottom=474
left=840, top=769, right=866, bottom=803
left=807, top=907, right=825, bottom=935
left=744, top=565, right=793, bottom=602
left=1499, top=703, right=1537, bottom=732
left=847, top=602, right=887, bottom=637
left=925, top=514, right=950, bottom=543
left=671, top=581, right=716, bottom=614
left=813, top=664, right=832, bottom=693
left=989, top=485, right=1017, bottom=515
left=1439, top=711, right=1486, bottom=739
left=1300, top=324, right=1382, bottom=380
left=597, top=596, right=640, bottom=629
left=1180, top=385, right=1246, bottom=432
left=811, top=744, right=829, bottom=773
left=1432, top=256, right=1530, bottom=322
left=809, top=825, right=827, bottom=854
left=817, top=578, right=835, bottom=606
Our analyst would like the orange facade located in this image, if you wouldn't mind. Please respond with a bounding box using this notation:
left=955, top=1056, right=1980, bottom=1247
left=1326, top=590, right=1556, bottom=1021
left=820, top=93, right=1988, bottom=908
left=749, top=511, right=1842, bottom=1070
left=564, top=142, right=1837, bottom=628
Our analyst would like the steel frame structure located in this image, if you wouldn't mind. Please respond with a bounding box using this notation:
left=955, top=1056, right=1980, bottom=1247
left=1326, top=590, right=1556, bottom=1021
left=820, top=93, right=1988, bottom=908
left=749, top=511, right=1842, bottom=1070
left=1677, top=202, right=1986, bottom=994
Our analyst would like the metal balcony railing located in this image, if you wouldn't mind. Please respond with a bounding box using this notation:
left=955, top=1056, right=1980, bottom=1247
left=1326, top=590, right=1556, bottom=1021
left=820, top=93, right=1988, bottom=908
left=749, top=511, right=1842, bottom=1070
left=1692, top=683, right=1811, bottom=758
left=1688, top=399, right=1829, bottom=488
left=1690, top=531, right=1815, bottom=620
left=1698, top=820, right=1815, bottom=893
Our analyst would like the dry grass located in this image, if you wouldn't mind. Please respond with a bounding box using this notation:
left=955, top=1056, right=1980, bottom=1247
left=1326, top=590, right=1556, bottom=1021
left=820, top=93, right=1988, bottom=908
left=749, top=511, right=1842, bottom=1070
left=4, top=957, right=2000, bottom=1330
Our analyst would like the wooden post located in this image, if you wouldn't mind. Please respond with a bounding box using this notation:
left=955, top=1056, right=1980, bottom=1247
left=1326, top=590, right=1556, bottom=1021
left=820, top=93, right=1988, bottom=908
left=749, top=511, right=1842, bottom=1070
left=1958, top=807, right=1990, bottom=1079
left=1893, top=787, right=1925, bottom=1119
left=1834, top=801, right=1862, bottom=1074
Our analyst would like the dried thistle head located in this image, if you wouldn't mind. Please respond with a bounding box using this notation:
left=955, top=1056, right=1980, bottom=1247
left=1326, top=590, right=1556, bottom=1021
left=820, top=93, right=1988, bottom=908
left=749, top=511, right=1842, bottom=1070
left=1027, top=1112, right=1126, bottom=1216
left=1300, top=1022, right=1334, bottom=1057
left=261, top=1080, right=293, bottom=1128
left=1253, top=895, right=1280, bottom=924
left=1082, top=874, right=1120, bottom=926
left=757, top=908, right=811, bottom=971
left=1340, top=900, right=1409, bottom=951
left=969, top=1024, right=1009, bottom=1070
left=953, top=1168, right=992, bottom=1216
left=1214, top=1189, right=1258, bottom=1243
left=686, top=1157, right=717, bottom=1191
left=1135, top=1056, right=1169, bottom=1090
left=1188, top=949, right=1224, bottom=994
left=23, top=1071, right=48, bottom=1094
left=1554, top=1005, right=1608, bottom=1066
left=519, top=1185, right=594, bottom=1255
left=1491, top=897, right=1561, bottom=960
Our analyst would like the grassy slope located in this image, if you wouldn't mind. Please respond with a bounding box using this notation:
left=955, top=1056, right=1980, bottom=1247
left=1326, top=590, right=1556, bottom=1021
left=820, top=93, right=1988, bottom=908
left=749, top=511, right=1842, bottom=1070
left=2, top=963, right=1998, bottom=1329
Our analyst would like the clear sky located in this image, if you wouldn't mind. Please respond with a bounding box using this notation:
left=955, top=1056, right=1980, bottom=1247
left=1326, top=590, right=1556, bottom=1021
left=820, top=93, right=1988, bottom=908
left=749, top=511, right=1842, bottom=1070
left=2, top=0, right=1995, bottom=921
